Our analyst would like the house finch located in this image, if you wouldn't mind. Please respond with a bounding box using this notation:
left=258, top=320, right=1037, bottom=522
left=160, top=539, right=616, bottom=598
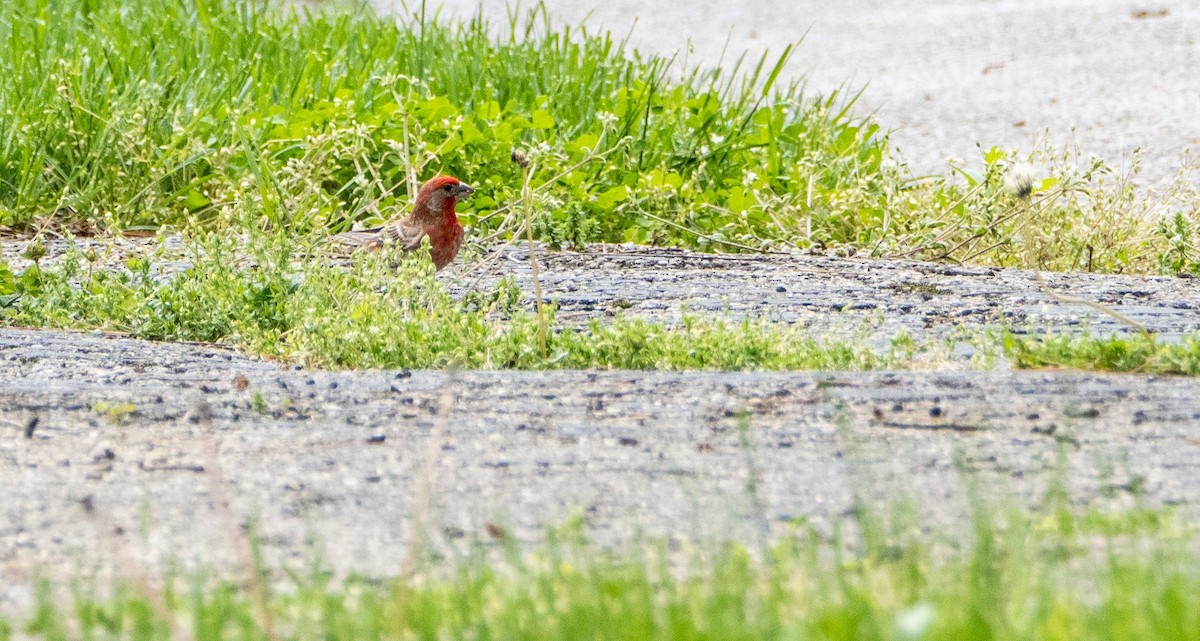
left=338, top=176, right=474, bottom=271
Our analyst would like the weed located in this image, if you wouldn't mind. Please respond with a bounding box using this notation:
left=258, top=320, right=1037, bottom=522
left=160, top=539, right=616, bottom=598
left=251, top=392, right=270, bottom=414
left=891, top=145, right=1200, bottom=272
left=91, top=401, right=136, bottom=423
left=1000, top=330, right=1200, bottom=376
left=0, top=0, right=897, bottom=253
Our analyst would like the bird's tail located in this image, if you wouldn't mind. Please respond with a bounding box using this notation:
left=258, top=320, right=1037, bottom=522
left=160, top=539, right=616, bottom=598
left=333, top=229, right=384, bottom=249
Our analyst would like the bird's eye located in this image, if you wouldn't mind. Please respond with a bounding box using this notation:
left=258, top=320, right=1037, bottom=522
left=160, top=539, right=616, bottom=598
left=443, top=184, right=453, bottom=192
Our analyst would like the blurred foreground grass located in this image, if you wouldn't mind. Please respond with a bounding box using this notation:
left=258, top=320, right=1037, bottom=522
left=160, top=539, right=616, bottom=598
left=9, top=503, right=1199, bottom=641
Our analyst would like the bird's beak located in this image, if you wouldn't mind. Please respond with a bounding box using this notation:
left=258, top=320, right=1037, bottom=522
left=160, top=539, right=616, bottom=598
left=453, top=183, right=475, bottom=200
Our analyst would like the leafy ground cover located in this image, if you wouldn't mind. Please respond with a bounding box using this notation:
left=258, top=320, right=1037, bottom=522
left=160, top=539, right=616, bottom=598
left=1, top=233, right=912, bottom=370
left=6, top=233, right=1200, bottom=373
left=1000, top=330, right=1200, bottom=376
left=0, top=0, right=1197, bottom=271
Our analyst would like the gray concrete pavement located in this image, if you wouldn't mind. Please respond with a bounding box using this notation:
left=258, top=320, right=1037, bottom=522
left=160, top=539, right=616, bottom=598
left=6, top=328, right=1200, bottom=612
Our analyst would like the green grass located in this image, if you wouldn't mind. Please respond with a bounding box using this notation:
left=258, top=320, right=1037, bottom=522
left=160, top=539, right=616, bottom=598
left=1000, top=330, right=1200, bottom=376
left=1, top=0, right=1197, bottom=272
left=8, top=505, right=1200, bottom=641
left=0, top=0, right=900, bottom=250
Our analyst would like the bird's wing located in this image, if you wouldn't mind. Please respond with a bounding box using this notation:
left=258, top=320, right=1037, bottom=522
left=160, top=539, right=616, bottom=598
left=380, top=217, right=427, bottom=252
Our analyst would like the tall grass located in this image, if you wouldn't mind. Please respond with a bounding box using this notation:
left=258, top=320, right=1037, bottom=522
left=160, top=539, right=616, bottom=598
left=0, top=0, right=897, bottom=250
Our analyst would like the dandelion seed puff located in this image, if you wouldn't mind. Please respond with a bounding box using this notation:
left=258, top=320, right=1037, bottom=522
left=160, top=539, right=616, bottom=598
left=1005, top=162, right=1038, bottom=199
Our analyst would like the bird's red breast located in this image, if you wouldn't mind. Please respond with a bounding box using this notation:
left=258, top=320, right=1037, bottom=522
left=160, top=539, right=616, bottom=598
left=426, top=220, right=465, bottom=270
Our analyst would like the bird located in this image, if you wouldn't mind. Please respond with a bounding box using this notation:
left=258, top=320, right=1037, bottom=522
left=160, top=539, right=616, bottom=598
left=337, top=176, right=474, bottom=271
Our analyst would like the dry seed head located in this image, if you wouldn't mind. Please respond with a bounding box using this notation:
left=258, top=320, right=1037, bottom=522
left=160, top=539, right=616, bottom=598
left=21, top=239, right=46, bottom=262
left=1005, top=162, right=1038, bottom=199
left=511, top=149, right=529, bottom=169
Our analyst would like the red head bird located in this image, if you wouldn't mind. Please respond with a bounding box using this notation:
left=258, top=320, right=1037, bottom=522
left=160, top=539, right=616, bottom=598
left=338, top=176, right=474, bottom=271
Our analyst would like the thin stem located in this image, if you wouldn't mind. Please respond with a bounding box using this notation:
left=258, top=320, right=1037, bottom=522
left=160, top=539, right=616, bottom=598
left=522, top=162, right=547, bottom=359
